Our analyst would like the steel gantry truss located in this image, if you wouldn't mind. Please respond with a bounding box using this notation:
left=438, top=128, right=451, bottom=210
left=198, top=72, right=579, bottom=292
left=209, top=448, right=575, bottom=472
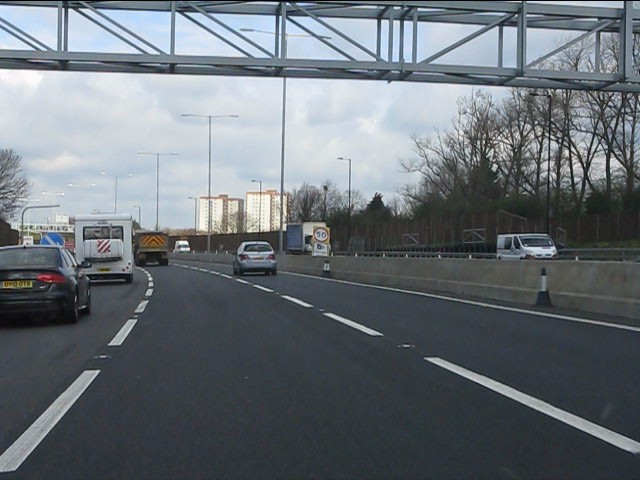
left=0, top=1, right=638, bottom=91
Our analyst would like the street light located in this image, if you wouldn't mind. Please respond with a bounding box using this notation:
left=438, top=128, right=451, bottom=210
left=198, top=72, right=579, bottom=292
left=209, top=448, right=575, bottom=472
left=337, top=157, right=352, bottom=247
left=101, top=171, right=132, bottom=213
left=133, top=204, right=142, bottom=227
left=251, top=179, right=263, bottom=237
left=241, top=28, right=332, bottom=253
left=188, top=196, right=198, bottom=235
left=530, top=92, right=552, bottom=235
left=41, top=191, right=65, bottom=223
left=138, top=152, right=178, bottom=231
left=21, top=204, right=59, bottom=244
left=181, top=113, right=239, bottom=253
left=323, top=183, right=329, bottom=222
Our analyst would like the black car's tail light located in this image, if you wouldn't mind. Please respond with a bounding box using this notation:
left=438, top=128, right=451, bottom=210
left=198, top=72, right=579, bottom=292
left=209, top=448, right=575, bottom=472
left=36, top=273, right=66, bottom=284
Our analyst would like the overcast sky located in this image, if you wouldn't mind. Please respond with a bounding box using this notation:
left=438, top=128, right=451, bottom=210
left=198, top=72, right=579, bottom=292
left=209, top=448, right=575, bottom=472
left=3, top=1, right=623, bottom=229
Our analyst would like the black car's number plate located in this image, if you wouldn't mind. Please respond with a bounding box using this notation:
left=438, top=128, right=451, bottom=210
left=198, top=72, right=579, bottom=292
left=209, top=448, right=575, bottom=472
left=2, top=280, right=33, bottom=289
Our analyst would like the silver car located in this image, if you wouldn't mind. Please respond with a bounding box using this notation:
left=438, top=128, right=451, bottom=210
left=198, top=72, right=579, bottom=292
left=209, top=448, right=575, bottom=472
left=233, top=241, right=277, bottom=276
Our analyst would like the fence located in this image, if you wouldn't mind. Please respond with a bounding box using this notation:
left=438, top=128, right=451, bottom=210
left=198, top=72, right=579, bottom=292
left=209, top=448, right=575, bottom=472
left=170, top=231, right=280, bottom=253
left=170, top=211, right=640, bottom=253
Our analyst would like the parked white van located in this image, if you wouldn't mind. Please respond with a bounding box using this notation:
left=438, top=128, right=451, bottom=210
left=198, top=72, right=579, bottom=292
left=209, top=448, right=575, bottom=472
left=173, top=240, right=190, bottom=253
left=496, top=233, right=558, bottom=260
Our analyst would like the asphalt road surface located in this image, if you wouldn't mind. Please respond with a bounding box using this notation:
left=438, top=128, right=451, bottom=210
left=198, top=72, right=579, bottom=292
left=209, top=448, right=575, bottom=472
left=1, top=260, right=639, bottom=479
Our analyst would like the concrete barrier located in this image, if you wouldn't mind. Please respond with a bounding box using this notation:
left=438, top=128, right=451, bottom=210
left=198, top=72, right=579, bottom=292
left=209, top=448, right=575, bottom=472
left=170, top=252, right=640, bottom=321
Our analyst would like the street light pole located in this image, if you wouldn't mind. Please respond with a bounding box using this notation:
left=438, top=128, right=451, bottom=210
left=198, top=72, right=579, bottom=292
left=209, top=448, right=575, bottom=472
left=102, top=171, right=132, bottom=213
left=181, top=113, right=239, bottom=252
left=133, top=204, right=141, bottom=227
left=41, top=192, right=64, bottom=223
left=323, top=184, right=328, bottom=222
left=188, top=196, right=198, bottom=235
left=337, top=157, right=352, bottom=247
left=138, top=152, right=178, bottom=231
left=530, top=92, right=552, bottom=234
left=251, top=179, right=263, bottom=238
left=240, top=28, right=331, bottom=253
left=21, top=204, right=59, bottom=243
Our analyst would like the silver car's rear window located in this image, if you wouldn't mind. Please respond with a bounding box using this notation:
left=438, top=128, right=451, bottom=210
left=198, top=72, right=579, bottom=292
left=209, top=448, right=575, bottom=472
left=244, top=244, right=272, bottom=252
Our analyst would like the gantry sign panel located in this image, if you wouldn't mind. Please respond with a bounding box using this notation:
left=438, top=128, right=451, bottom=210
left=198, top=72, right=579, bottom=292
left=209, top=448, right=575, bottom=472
left=0, top=1, right=638, bottom=92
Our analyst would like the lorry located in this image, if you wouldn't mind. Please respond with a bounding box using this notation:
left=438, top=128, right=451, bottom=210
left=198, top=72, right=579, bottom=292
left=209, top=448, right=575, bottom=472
left=74, top=213, right=134, bottom=283
left=286, top=222, right=328, bottom=254
left=134, top=230, right=170, bottom=266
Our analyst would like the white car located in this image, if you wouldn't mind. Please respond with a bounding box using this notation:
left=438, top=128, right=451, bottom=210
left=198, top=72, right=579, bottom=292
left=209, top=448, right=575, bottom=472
left=496, top=233, right=558, bottom=260
left=173, top=240, right=190, bottom=253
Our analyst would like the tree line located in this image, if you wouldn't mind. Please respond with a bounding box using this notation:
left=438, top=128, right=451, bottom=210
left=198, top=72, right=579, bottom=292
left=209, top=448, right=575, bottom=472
left=400, top=34, right=640, bottom=221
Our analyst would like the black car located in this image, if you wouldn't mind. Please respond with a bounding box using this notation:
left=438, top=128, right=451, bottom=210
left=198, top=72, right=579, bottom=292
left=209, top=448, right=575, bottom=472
left=0, top=245, right=92, bottom=323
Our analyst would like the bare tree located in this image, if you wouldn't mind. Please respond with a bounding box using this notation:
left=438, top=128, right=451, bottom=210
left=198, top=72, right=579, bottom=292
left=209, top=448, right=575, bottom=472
left=0, top=149, right=30, bottom=221
left=288, top=183, right=323, bottom=222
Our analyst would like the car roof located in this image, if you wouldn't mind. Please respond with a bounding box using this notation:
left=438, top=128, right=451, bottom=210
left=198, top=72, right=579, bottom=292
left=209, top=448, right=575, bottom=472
left=0, top=244, right=64, bottom=251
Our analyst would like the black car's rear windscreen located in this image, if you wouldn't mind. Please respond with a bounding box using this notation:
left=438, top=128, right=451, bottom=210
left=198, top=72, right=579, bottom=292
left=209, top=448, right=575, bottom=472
left=0, top=248, right=60, bottom=267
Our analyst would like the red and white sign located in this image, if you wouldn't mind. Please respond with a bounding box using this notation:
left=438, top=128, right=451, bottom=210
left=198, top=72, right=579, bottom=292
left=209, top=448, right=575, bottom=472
left=97, top=239, right=111, bottom=253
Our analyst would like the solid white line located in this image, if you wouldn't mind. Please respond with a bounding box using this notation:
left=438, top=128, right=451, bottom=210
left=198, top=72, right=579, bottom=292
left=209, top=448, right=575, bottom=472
left=220, top=274, right=232, bottom=279
left=108, top=319, right=138, bottom=347
left=235, top=279, right=250, bottom=285
left=281, top=295, right=313, bottom=308
left=253, top=285, right=274, bottom=293
left=145, top=288, right=153, bottom=297
left=134, top=300, right=149, bottom=314
left=425, top=357, right=640, bottom=455
left=283, top=272, right=640, bottom=333
left=0, top=370, right=100, bottom=473
left=323, top=312, right=383, bottom=337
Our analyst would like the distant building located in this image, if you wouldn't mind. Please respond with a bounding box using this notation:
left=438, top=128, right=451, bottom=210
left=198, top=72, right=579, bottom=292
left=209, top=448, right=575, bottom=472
left=246, top=189, right=288, bottom=233
left=198, top=195, right=245, bottom=234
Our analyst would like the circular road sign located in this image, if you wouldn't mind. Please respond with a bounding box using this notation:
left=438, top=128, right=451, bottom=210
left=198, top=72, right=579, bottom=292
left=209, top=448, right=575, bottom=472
left=313, top=227, right=329, bottom=244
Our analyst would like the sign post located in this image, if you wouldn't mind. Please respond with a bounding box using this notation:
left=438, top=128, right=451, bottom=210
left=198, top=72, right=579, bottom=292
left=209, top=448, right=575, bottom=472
left=312, top=226, right=331, bottom=257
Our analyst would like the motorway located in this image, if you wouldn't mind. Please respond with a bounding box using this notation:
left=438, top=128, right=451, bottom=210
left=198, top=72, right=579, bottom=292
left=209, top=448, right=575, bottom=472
left=0, top=260, right=639, bottom=479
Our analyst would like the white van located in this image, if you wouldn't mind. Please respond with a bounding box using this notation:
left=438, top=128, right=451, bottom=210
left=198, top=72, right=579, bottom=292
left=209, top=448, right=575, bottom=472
left=74, top=214, right=134, bottom=282
left=496, top=233, right=558, bottom=260
left=173, top=240, right=190, bottom=253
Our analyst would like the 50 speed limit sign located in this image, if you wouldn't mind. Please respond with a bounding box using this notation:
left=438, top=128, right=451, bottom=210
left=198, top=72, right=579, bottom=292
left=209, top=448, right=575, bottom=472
left=313, top=226, right=330, bottom=244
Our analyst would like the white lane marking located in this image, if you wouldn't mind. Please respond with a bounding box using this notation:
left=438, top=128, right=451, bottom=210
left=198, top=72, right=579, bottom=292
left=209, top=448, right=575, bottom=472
left=108, top=319, right=138, bottom=347
left=198, top=268, right=209, bottom=272
left=236, top=279, right=250, bottom=285
left=253, top=285, right=274, bottom=293
left=145, top=288, right=153, bottom=297
left=0, top=370, right=100, bottom=473
left=281, top=295, right=313, bottom=308
left=283, top=272, right=640, bottom=333
left=323, top=312, right=384, bottom=337
left=148, top=282, right=154, bottom=288
left=210, top=271, right=220, bottom=276
left=220, top=274, right=232, bottom=279
left=134, top=300, right=149, bottom=314
left=425, top=357, right=640, bottom=455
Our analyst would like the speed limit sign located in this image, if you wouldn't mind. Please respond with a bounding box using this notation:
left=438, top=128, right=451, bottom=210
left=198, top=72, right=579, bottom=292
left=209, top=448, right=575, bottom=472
left=313, top=226, right=330, bottom=244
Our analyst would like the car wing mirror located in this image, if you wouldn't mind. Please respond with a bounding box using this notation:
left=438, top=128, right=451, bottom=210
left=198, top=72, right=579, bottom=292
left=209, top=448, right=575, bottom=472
left=80, top=260, right=92, bottom=269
